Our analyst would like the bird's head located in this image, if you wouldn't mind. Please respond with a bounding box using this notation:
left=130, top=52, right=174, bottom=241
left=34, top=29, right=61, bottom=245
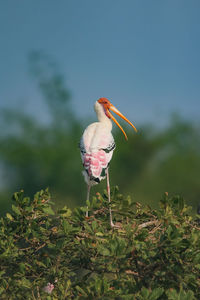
left=97, top=97, right=137, bottom=140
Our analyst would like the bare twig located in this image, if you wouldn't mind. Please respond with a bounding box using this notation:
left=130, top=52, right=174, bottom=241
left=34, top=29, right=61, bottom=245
left=125, top=269, right=139, bottom=276
left=35, top=243, right=46, bottom=253
left=138, top=220, right=159, bottom=229
left=37, top=286, right=41, bottom=300
left=31, top=289, right=37, bottom=300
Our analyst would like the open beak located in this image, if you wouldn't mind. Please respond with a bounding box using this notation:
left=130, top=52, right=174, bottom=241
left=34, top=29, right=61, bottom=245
left=107, top=105, right=137, bottom=140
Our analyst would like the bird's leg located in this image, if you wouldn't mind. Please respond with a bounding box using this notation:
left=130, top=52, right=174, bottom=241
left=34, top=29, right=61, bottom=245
left=106, top=168, right=115, bottom=227
left=86, top=184, right=91, bottom=217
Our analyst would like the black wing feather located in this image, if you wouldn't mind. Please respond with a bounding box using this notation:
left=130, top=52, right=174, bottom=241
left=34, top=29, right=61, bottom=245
left=102, top=141, right=116, bottom=153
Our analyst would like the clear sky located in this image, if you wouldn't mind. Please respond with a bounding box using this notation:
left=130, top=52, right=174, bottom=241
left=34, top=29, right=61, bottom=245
left=1, top=0, right=200, bottom=127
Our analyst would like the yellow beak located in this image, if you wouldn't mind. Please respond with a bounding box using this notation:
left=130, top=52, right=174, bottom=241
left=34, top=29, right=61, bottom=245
left=107, top=105, right=137, bottom=140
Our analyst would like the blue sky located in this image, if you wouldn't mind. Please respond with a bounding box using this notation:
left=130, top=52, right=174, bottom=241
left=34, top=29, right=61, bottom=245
left=1, top=0, right=200, bottom=127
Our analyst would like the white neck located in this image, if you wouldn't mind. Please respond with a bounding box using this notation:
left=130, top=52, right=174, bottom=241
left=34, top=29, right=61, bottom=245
left=94, top=101, right=112, bottom=128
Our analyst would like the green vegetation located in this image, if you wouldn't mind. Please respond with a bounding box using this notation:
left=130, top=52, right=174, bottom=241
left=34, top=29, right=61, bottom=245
left=0, top=52, right=84, bottom=213
left=0, top=52, right=200, bottom=214
left=0, top=188, right=199, bottom=299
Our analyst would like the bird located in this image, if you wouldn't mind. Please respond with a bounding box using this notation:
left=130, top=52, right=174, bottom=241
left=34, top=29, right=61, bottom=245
left=79, top=98, right=137, bottom=227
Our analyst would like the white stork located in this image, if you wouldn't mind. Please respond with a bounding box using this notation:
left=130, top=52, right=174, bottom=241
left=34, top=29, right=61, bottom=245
left=79, top=98, right=137, bottom=227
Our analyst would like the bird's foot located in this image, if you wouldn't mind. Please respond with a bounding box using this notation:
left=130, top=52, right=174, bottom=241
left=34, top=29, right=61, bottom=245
left=110, top=221, right=121, bottom=228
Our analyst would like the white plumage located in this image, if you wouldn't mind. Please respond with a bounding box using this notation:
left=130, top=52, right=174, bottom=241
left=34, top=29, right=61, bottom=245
left=79, top=98, right=137, bottom=227
left=80, top=102, right=115, bottom=185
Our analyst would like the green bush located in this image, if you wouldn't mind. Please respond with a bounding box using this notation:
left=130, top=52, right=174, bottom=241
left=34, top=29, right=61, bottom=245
left=0, top=187, right=199, bottom=299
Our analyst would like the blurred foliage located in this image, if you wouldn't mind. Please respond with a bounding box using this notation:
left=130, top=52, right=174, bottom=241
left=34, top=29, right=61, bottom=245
left=0, top=52, right=84, bottom=213
left=113, top=115, right=200, bottom=211
left=0, top=52, right=200, bottom=214
left=0, top=188, right=199, bottom=299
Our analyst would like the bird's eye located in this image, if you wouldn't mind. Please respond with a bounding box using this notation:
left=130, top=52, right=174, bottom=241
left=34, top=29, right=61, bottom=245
left=98, top=98, right=110, bottom=105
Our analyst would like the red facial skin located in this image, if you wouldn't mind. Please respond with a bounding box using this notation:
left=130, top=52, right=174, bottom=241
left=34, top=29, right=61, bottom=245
left=98, top=98, right=111, bottom=118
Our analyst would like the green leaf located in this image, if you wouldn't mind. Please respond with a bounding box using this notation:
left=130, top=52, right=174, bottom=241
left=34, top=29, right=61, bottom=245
left=149, top=288, right=164, bottom=300
left=21, top=278, right=32, bottom=288
left=75, top=285, right=87, bottom=297
left=0, top=271, right=5, bottom=277
left=140, top=287, right=150, bottom=299
left=96, top=232, right=104, bottom=237
left=58, top=206, right=72, bottom=217
left=97, top=245, right=110, bottom=256
left=6, top=213, right=13, bottom=221
left=12, top=204, right=21, bottom=215
left=42, top=206, right=55, bottom=215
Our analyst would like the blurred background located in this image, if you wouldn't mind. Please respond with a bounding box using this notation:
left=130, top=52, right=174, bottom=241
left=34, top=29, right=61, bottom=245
left=0, top=1, right=200, bottom=214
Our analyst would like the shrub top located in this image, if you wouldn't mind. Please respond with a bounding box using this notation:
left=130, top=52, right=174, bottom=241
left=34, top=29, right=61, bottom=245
left=0, top=187, right=200, bottom=299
